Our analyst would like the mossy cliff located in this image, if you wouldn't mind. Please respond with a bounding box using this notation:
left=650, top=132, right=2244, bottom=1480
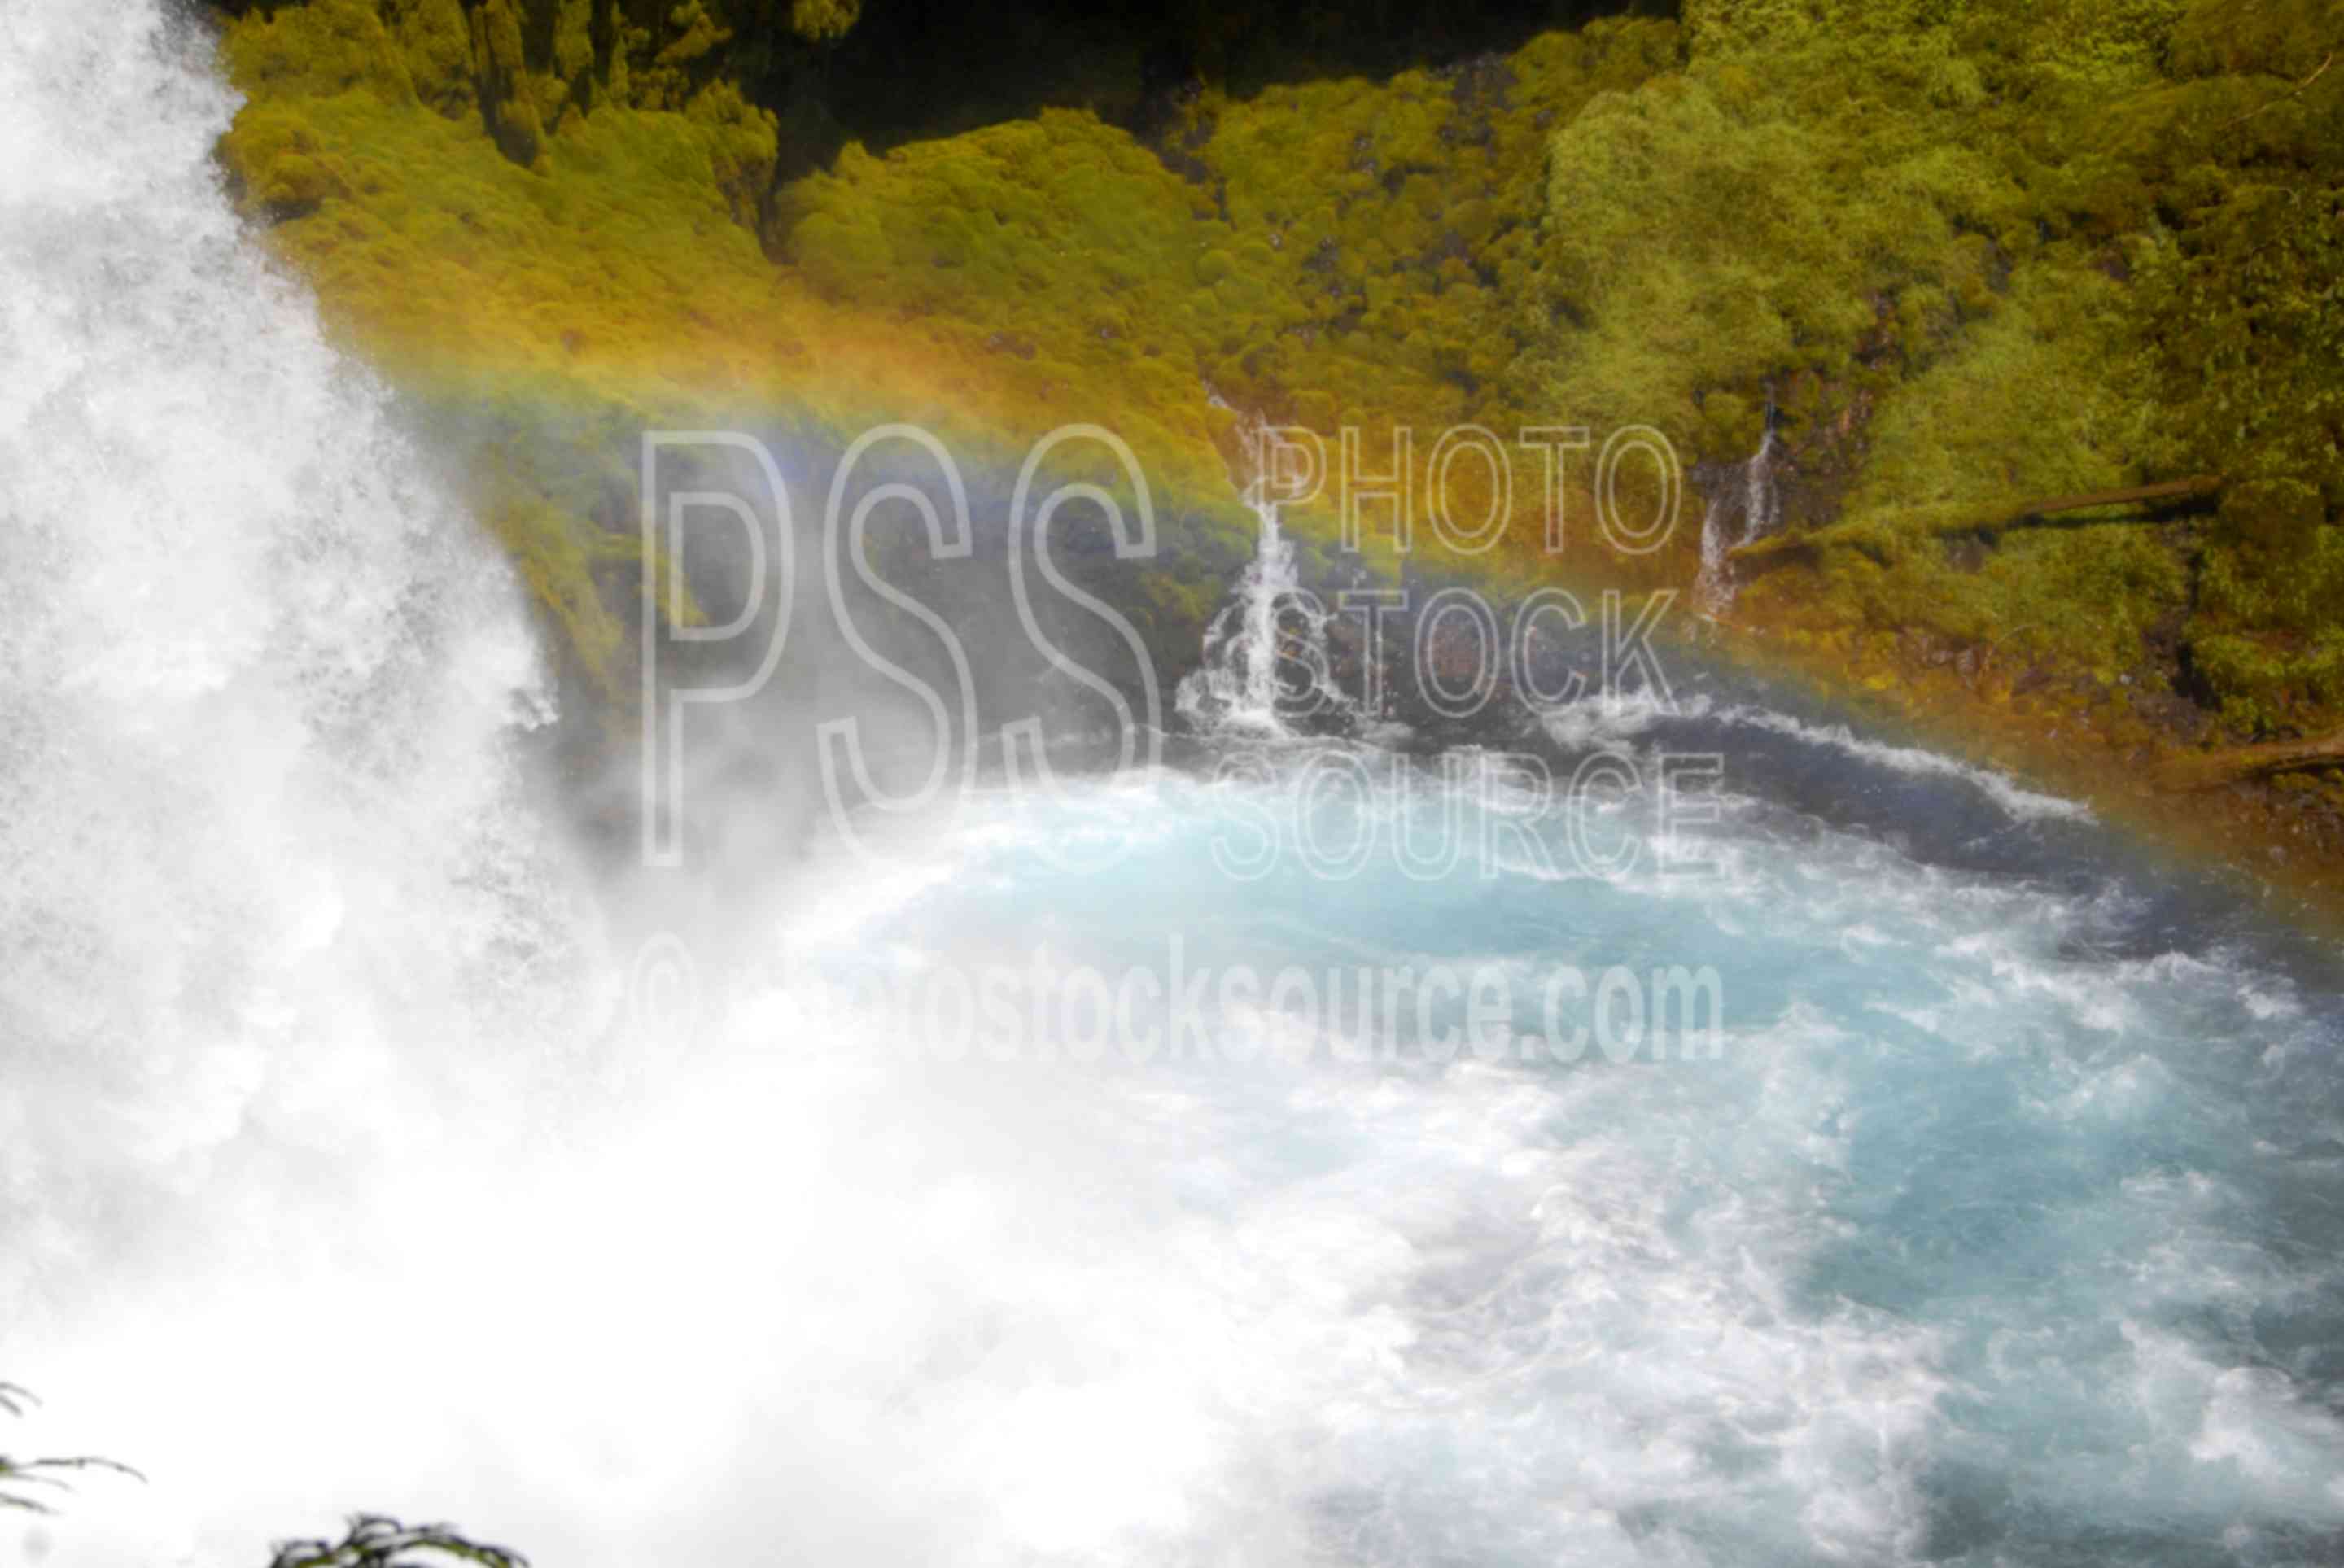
left=203, top=0, right=1689, bottom=716
left=205, top=0, right=2344, bottom=906
left=1524, top=0, right=2344, bottom=903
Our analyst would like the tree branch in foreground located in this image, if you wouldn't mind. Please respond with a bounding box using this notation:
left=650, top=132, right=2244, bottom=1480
left=0, top=1383, right=144, bottom=1515
left=269, top=1515, right=530, bottom=1568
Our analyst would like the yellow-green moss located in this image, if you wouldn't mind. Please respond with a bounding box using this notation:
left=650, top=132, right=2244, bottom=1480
left=1538, top=0, right=2343, bottom=739
left=780, top=16, right=1683, bottom=583
left=223, top=0, right=422, bottom=101
left=1531, top=0, right=2194, bottom=453
left=212, top=0, right=2342, bottom=751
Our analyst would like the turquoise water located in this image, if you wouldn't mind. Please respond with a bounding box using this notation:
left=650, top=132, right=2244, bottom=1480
left=767, top=734, right=2344, bottom=1566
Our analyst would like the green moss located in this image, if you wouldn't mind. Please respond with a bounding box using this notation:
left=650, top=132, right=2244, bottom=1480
left=481, top=494, right=628, bottom=697
left=214, top=0, right=2342, bottom=747
left=2168, top=0, right=2342, bottom=77
left=1795, top=519, right=2191, bottom=681
left=215, top=13, right=800, bottom=695
left=378, top=0, right=474, bottom=116
left=1843, top=264, right=2147, bottom=522
left=221, top=0, right=824, bottom=173
left=777, top=16, right=1682, bottom=580
left=1542, top=0, right=2342, bottom=737
left=788, top=0, right=862, bottom=42
left=1529, top=0, right=2189, bottom=456
left=2189, top=626, right=2344, bottom=732
left=2186, top=513, right=2344, bottom=728
left=222, top=0, right=419, bottom=102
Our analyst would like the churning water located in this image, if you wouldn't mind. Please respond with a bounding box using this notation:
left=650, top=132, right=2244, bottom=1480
left=8, top=5, right=2344, bottom=1567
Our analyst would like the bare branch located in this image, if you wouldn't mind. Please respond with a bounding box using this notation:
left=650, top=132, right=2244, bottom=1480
left=2224, top=51, right=2336, bottom=129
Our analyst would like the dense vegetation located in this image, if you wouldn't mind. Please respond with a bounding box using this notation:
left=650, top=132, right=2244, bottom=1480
left=1600, top=0, right=2342, bottom=737
left=203, top=0, right=2344, bottom=885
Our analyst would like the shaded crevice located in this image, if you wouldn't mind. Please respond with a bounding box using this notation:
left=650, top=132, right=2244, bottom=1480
left=802, top=0, right=1673, bottom=163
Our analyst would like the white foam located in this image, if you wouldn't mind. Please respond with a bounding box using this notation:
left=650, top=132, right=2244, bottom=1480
left=1537, top=688, right=1711, bottom=750
left=1717, top=704, right=2093, bottom=822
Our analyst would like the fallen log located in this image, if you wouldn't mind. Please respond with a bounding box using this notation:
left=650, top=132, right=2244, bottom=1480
left=2158, top=730, right=2344, bottom=791
left=1732, top=475, right=2224, bottom=564
left=1912, top=475, right=2226, bottom=539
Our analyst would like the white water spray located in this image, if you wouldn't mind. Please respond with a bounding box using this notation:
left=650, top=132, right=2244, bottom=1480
left=0, top=1, right=610, bottom=1555
left=1692, top=427, right=1779, bottom=617
left=1174, top=414, right=1346, bottom=736
left=0, top=0, right=588, bottom=1269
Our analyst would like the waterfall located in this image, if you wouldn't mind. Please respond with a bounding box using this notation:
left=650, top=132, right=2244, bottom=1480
left=1174, top=415, right=1346, bottom=737
left=0, top=0, right=584, bottom=1187
left=1, top=2, right=598, bottom=1549
left=1692, top=427, right=1780, bottom=617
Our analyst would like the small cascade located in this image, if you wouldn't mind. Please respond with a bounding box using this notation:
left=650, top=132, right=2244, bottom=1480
left=1175, top=414, right=1349, bottom=737
left=1693, top=421, right=1782, bottom=618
